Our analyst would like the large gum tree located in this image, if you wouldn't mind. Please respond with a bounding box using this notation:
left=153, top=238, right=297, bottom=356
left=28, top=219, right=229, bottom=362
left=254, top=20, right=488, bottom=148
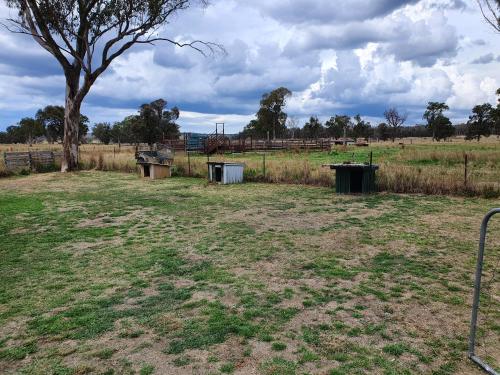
left=3, top=0, right=220, bottom=171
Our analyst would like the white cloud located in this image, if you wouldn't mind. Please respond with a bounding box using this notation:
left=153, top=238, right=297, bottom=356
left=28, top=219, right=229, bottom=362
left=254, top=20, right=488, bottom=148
left=0, top=0, right=499, bottom=130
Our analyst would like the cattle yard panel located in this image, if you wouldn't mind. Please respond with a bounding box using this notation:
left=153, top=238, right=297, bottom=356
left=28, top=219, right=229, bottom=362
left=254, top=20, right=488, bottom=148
left=468, top=208, right=500, bottom=375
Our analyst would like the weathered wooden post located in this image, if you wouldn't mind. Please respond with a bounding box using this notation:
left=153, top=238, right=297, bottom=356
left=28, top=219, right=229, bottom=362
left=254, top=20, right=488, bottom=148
left=464, top=153, right=468, bottom=187
left=263, top=154, right=266, bottom=179
left=28, top=151, right=33, bottom=171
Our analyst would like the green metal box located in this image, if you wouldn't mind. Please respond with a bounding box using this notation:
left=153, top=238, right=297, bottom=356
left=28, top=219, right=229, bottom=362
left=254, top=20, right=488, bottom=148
left=329, top=163, right=379, bottom=194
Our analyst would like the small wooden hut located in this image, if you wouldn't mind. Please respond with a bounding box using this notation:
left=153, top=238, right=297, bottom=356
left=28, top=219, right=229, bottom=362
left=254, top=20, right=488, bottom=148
left=136, top=149, right=173, bottom=180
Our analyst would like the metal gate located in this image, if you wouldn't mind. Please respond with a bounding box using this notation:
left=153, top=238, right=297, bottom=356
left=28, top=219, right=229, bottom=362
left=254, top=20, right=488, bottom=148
left=468, top=208, right=500, bottom=375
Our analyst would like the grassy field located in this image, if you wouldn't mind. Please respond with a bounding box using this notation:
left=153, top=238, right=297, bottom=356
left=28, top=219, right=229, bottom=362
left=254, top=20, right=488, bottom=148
left=1, top=137, right=499, bottom=197
left=0, top=172, right=499, bottom=374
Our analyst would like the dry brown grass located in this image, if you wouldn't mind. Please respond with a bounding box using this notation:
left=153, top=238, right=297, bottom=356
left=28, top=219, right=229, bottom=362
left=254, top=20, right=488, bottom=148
left=377, top=164, right=499, bottom=197
left=1, top=138, right=499, bottom=197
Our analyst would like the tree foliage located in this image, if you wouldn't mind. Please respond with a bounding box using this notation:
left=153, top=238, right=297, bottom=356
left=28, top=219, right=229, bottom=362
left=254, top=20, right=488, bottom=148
left=0, top=106, right=88, bottom=144
left=102, top=99, right=180, bottom=145
left=244, top=87, right=292, bottom=138
left=352, top=114, right=372, bottom=140
left=111, top=116, right=139, bottom=145
left=492, top=89, right=500, bottom=136
left=18, top=117, right=45, bottom=145
left=384, top=107, right=407, bottom=141
left=35, top=106, right=89, bottom=143
left=466, top=103, right=493, bottom=141
left=325, top=115, right=351, bottom=139
left=423, top=102, right=450, bottom=140
left=134, top=99, right=180, bottom=145
left=433, top=115, right=455, bottom=141
left=92, top=123, right=112, bottom=144
left=302, top=116, right=324, bottom=138
left=376, top=123, right=390, bottom=141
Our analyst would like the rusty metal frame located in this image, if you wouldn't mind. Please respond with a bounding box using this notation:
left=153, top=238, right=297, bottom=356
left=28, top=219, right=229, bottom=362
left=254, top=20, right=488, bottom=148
left=468, top=208, right=500, bottom=375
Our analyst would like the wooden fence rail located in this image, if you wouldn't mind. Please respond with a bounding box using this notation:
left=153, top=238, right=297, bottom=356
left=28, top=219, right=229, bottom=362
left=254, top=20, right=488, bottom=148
left=4, top=151, right=62, bottom=171
left=163, top=137, right=338, bottom=153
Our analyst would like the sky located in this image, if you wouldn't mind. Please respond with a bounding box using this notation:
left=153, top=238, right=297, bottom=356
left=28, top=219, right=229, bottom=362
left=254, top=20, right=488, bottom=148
left=0, top=0, right=499, bottom=134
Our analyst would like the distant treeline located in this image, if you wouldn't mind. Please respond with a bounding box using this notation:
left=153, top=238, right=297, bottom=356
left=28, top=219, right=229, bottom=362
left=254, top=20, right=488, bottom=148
left=239, top=88, right=500, bottom=142
left=0, top=99, right=180, bottom=146
left=0, top=106, right=89, bottom=145
left=1, top=89, right=499, bottom=145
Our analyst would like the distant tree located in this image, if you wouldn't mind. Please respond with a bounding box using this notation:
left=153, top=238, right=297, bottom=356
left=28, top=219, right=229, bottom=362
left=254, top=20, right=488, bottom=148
left=352, top=114, right=372, bottom=140
left=454, top=123, right=469, bottom=137
left=92, top=123, right=113, bottom=145
left=400, top=124, right=431, bottom=138
left=433, top=115, right=455, bottom=141
left=36, top=106, right=63, bottom=143
left=476, top=0, right=500, bottom=32
left=133, top=99, right=180, bottom=145
left=5, top=125, right=25, bottom=143
left=286, top=116, right=300, bottom=138
left=36, top=106, right=88, bottom=143
left=4, top=0, right=220, bottom=171
left=110, top=122, right=127, bottom=146
left=466, top=103, right=493, bottom=141
left=1, top=119, right=44, bottom=144
left=19, top=117, right=45, bottom=145
left=489, top=92, right=500, bottom=136
left=0, top=131, right=9, bottom=143
left=325, top=115, right=351, bottom=139
left=302, top=116, right=324, bottom=139
left=257, top=87, right=292, bottom=139
left=241, top=120, right=261, bottom=138
left=160, top=106, right=180, bottom=140
left=376, top=123, right=391, bottom=141
left=384, top=108, right=407, bottom=142
left=112, top=116, right=140, bottom=145
left=492, top=108, right=500, bottom=137
left=423, top=102, right=450, bottom=140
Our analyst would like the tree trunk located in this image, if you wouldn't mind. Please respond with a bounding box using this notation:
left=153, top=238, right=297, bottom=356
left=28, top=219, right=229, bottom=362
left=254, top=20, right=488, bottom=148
left=61, top=74, right=81, bottom=172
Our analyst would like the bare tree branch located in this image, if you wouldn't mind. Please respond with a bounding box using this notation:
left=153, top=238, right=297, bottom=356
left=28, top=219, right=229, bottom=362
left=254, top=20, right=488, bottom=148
left=476, top=0, right=500, bottom=32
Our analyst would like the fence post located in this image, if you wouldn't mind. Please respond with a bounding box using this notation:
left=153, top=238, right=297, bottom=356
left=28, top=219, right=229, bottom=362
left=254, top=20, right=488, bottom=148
left=188, top=152, right=191, bottom=176
left=28, top=151, right=32, bottom=171
left=464, top=153, right=468, bottom=187
left=263, top=154, right=266, bottom=179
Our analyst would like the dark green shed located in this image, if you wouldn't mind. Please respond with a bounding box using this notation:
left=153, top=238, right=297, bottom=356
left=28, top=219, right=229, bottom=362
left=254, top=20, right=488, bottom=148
left=329, top=163, right=379, bottom=194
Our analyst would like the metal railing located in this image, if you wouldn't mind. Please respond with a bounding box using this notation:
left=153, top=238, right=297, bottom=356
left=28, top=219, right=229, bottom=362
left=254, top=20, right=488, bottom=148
left=468, top=208, right=500, bottom=375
